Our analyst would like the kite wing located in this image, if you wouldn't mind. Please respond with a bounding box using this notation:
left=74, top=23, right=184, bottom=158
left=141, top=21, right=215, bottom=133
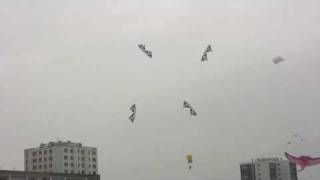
left=138, top=44, right=145, bottom=51
left=201, top=53, right=208, bottom=62
left=206, top=45, right=212, bottom=52
left=285, top=152, right=302, bottom=164
left=183, top=101, right=197, bottom=116
left=128, top=114, right=135, bottom=122
left=308, top=157, right=320, bottom=166
left=130, top=104, right=136, bottom=112
left=144, top=50, right=152, bottom=58
left=190, top=108, right=197, bottom=116
left=138, top=44, right=152, bottom=58
left=183, top=101, right=191, bottom=108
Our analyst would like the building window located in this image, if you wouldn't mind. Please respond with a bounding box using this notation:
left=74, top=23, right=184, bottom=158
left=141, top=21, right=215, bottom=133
left=39, top=165, right=42, bottom=169
left=25, top=152, right=28, bottom=157
left=33, top=159, right=37, bottom=163
left=39, top=151, right=42, bottom=155
left=81, top=150, right=85, bottom=154
left=39, top=158, right=42, bottom=162
left=25, top=167, right=28, bottom=171
left=92, top=158, right=96, bottom=162
left=81, top=164, right=85, bottom=168
left=81, top=171, right=85, bottom=174
left=81, top=157, right=85, bottom=161
left=71, top=163, right=74, bottom=167
left=71, top=170, right=74, bottom=174
left=44, top=157, right=47, bottom=162
left=25, top=160, right=28, bottom=164
left=269, top=163, right=277, bottom=180
left=93, top=164, right=96, bottom=168
left=49, top=149, right=52, bottom=154
left=33, top=166, right=37, bottom=170
left=49, top=156, right=52, bottom=161
left=33, top=152, right=37, bottom=156
left=240, top=164, right=255, bottom=180
left=92, top=171, right=96, bottom=175
left=64, top=148, right=68, bottom=153
left=70, top=149, right=74, bottom=153
left=64, top=155, right=68, bottom=160
left=44, top=150, right=47, bottom=154
left=92, top=151, right=96, bottom=155
left=64, top=162, right=68, bottom=167
left=49, top=164, right=52, bottom=168
left=44, top=164, right=47, bottom=169
left=70, top=156, right=74, bottom=160
left=290, top=163, right=298, bottom=180
left=89, top=164, right=91, bottom=168
left=64, top=170, right=68, bottom=173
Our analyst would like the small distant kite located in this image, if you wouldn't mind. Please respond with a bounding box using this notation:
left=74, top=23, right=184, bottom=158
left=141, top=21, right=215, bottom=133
left=285, top=152, right=320, bottom=172
left=201, top=45, right=212, bottom=62
left=183, top=101, right=197, bottom=116
left=138, top=44, right=152, bottom=58
left=128, top=104, right=136, bottom=123
left=186, top=154, right=193, bottom=170
left=273, top=56, right=285, bottom=64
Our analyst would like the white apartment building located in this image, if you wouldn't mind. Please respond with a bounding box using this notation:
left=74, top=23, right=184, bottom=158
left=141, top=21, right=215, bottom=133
left=240, top=158, right=298, bottom=180
left=24, top=141, right=98, bottom=175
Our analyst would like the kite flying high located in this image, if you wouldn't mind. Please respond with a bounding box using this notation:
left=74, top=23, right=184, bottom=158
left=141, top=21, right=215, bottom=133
left=128, top=104, right=136, bottom=123
left=201, top=45, right=212, bottom=62
left=138, top=44, right=152, bottom=58
left=273, top=56, right=285, bottom=64
left=186, top=154, right=193, bottom=170
left=183, top=101, right=197, bottom=116
left=285, top=152, right=320, bottom=172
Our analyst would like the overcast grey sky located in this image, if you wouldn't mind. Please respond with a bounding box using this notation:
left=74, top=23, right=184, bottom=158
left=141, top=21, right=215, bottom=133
left=1, top=0, right=320, bottom=180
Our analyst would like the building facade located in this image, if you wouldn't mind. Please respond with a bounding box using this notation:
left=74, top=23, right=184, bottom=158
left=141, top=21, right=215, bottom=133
left=240, top=158, right=298, bottom=180
left=0, top=170, right=100, bottom=180
left=24, top=141, right=98, bottom=175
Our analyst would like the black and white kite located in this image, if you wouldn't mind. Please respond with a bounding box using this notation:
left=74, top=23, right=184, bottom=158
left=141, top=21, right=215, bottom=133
left=201, top=45, right=212, bottom=62
left=138, top=44, right=152, bottom=58
left=128, top=104, right=136, bottom=122
left=273, top=56, right=285, bottom=64
left=183, top=101, right=197, bottom=116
